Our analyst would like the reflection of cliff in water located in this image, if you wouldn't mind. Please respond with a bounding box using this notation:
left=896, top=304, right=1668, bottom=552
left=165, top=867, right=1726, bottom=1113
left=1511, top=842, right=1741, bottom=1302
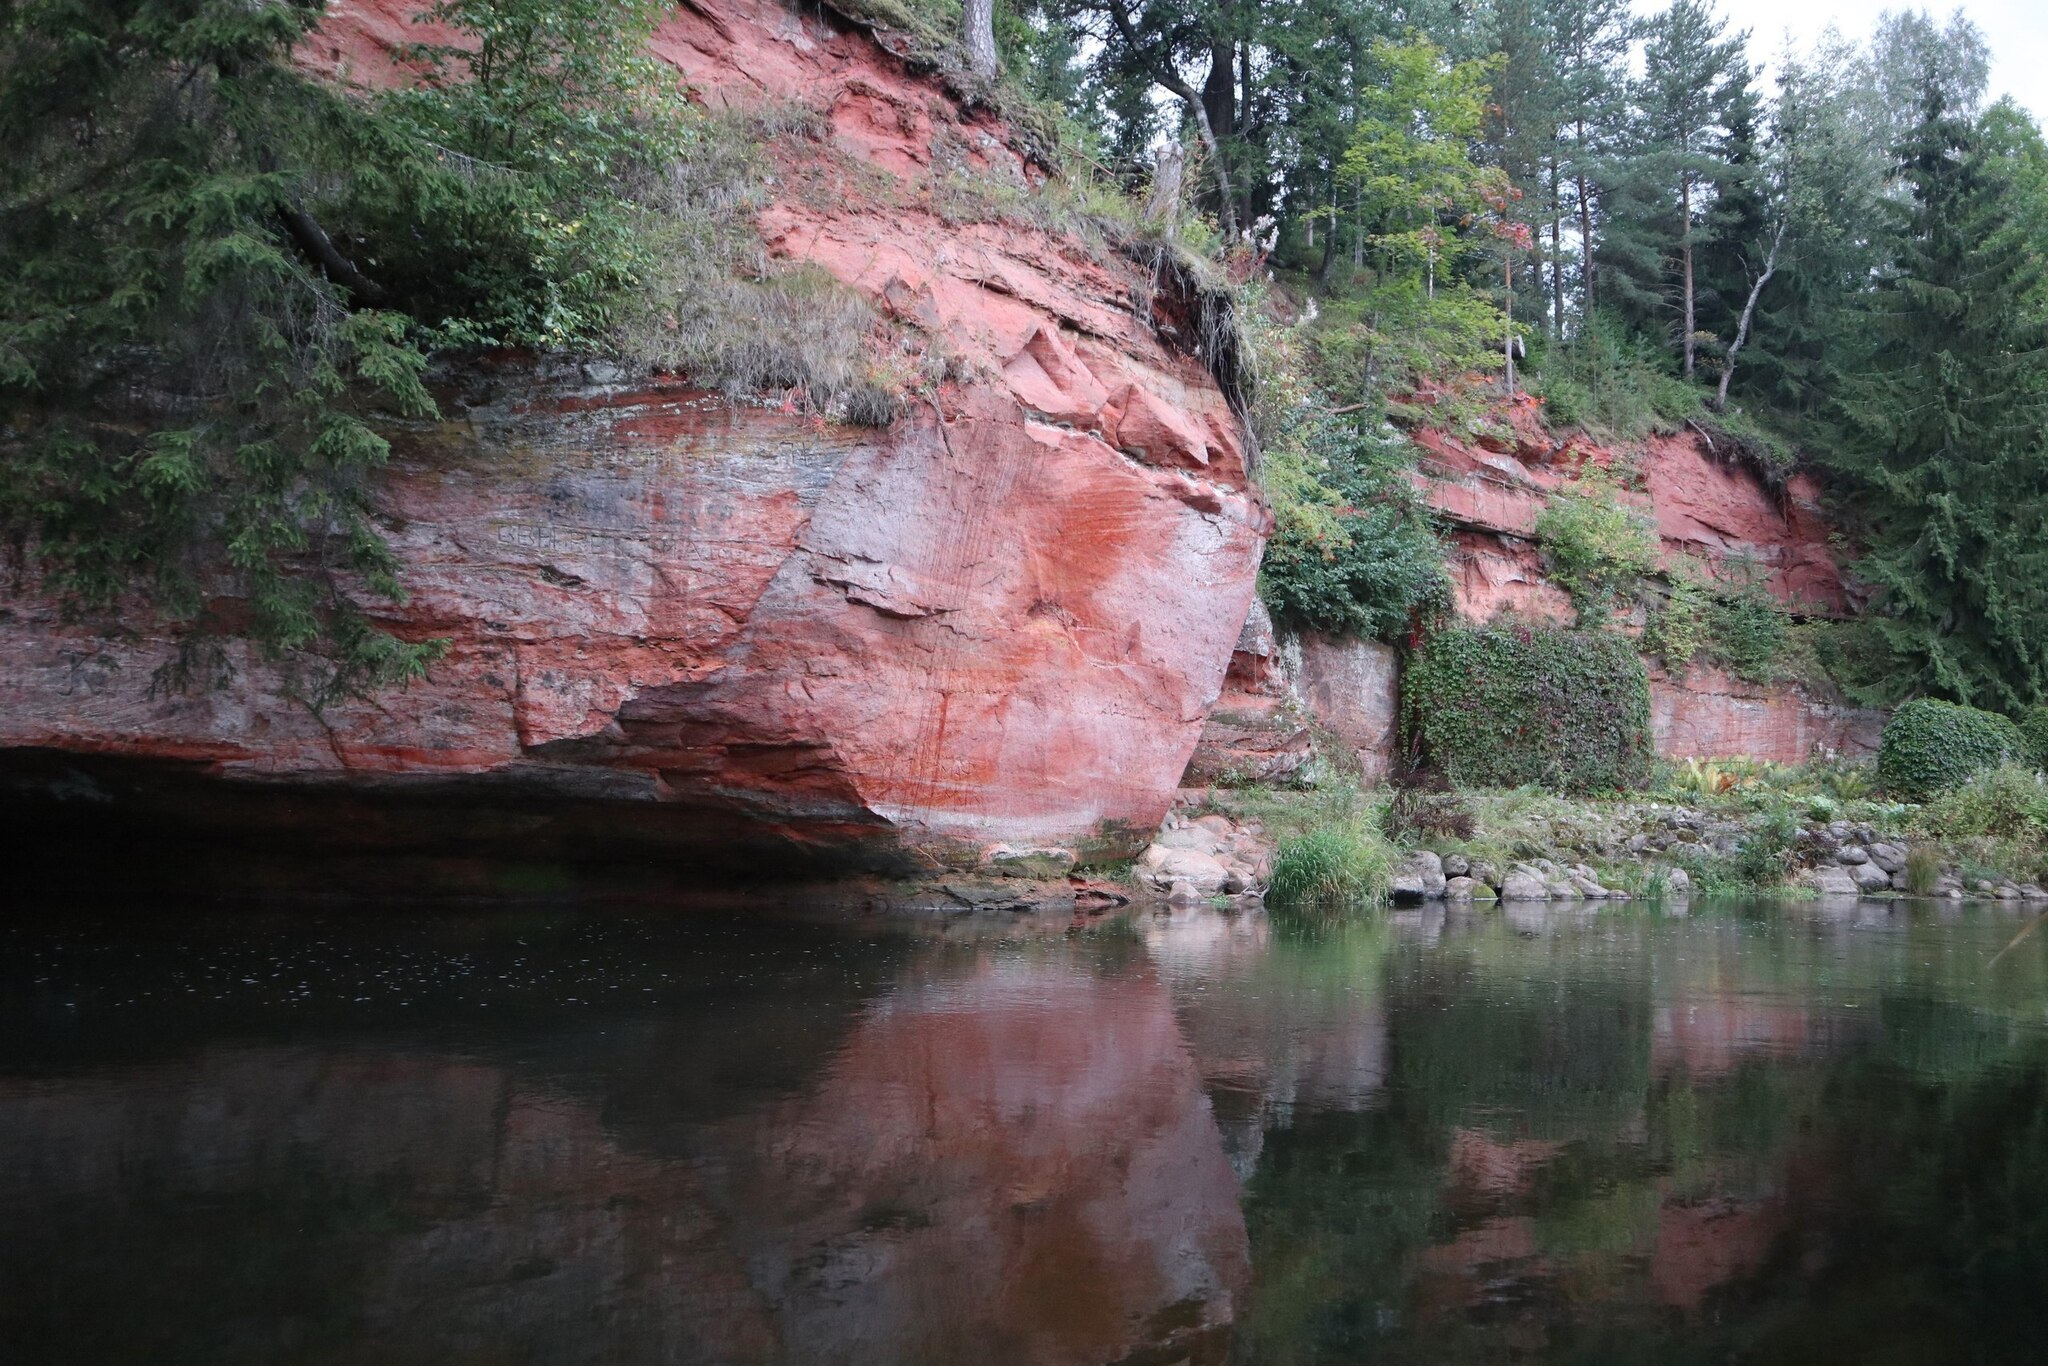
left=1145, top=901, right=2048, bottom=1364
left=0, top=914, right=1247, bottom=1366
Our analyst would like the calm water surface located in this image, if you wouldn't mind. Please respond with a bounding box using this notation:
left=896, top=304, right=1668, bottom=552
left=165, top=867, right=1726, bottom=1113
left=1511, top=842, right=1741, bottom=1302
left=4, top=897, right=2047, bottom=1364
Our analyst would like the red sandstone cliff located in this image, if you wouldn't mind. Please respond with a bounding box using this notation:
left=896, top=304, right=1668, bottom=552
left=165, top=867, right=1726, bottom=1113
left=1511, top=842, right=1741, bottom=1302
left=1414, top=400, right=1882, bottom=764
left=1187, top=399, right=1882, bottom=786
left=0, top=0, right=1265, bottom=871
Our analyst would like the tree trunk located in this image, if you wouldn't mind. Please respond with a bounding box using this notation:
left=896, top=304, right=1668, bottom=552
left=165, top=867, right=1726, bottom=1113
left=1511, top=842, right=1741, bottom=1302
left=1203, top=41, right=1234, bottom=142
left=1190, top=103, right=1239, bottom=240
left=1549, top=156, right=1564, bottom=337
left=961, top=0, right=997, bottom=79
left=1145, top=139, right=1186, bottom=232
left=1680, top=173, right=1696, bottom=377
left=1715, top=223, right=1785, bottom=409
left=1504, top=256, right=1517, bottom=395
left=1102, top=0, right=1238, bottom=240
left=1575, top=120, right=1596, bottom=317
left=1314, top=184, right=1337, bottom=288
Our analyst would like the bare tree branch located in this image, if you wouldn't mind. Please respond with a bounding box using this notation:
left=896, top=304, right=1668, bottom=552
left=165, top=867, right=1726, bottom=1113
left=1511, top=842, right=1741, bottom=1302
left=275, top=202, right=389, bottom=308
left=1714, top=221, right=1785, bottom=410
left=1102, top=0, right=1238, bottom=239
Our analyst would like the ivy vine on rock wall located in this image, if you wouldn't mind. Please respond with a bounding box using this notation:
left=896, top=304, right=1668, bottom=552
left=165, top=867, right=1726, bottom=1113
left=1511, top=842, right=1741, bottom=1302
left=1402, top=622, right=1653, bottom=793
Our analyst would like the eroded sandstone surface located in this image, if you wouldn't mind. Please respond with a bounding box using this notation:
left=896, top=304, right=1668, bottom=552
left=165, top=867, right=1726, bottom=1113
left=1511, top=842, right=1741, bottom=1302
left=0, top=0, right=1265, bottom=871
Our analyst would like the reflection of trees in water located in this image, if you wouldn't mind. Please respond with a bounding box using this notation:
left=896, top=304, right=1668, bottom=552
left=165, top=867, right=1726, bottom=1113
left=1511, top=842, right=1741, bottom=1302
left=1150, top=903, right=2048, bottom=1365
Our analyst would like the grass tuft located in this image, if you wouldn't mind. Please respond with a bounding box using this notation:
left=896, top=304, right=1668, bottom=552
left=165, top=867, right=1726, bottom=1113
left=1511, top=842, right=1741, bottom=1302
left=1268, top=827, right=1395, bottom=907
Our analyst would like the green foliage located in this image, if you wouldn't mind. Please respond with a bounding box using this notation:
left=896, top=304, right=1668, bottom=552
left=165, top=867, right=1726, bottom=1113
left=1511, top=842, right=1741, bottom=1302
left=1592, top=0, right=1748, bottom=377
left=1646, top=560, right=1791, bottom=684
left=1267, top=826, right=1395, bottom=906
left=1226, top=782, right=1397, bottom=907
left=0, top=0, right=899, bottom=701
left=1303, top=36, right=1519, bottom=397
left=1904, top=843, right=1945, bottom=895
left=0, top=0, right=468, bottom=702
left=1533, top=473, right=1657, bottom=623
left=1523, top=314, right=1706, bottom=439
left=1914, top=764, right=2048, bottom=886
left=1251, top=314, right=1449, bottom=640
left=1645, top=575, right=1712, bottom=669
left=1404, top=621, right=1653, bottom=793
left=1879, top=698, right=2030, bottom=801
left=1338, top=37, right=1498, bottom=261
left=1920, top=765, right=2048, bottom=840
left=1308, top=283, right=1510, bottom=398
left=1707, top=577, right=1788, bottom=683
left=1731, top=806, right=1800, bottom=887
left=2022, top=708, right=2048, bottom=770
left=361, top=0, right=694, bottom=349
left=1822, top=88, right=2048, bottom=712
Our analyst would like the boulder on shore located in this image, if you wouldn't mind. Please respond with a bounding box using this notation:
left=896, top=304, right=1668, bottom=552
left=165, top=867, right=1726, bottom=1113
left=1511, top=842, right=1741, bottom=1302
left=1390, top=850, right=1448, bottom=903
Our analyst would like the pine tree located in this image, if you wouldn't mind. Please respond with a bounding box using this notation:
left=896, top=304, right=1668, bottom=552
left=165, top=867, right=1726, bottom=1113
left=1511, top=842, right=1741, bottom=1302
left=1721, top=36, right=1894, bottom=422
left=1694, top=61, right=1769, bottom=374
left=1596, top=0, right=1745, bottom=376
left=1544, top=0, right=1635, bottom=329
left=1484, top=0, right=1559, bottom=329
left=1827, top=85, right=2048, bottom=709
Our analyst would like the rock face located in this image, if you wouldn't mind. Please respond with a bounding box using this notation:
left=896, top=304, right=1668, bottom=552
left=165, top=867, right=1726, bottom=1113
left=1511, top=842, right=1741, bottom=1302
left=1652, top=664, right=1885, bottom=765
left=1196, top=399, right=1884, bottom=783
left=1412, top=399, right=1854, bottom=620
left=1410, top=398, right=1888, bottom=766
left=1182, top=600, right=1400, bottom=787
left=0, top=0, right=1265, bottom=873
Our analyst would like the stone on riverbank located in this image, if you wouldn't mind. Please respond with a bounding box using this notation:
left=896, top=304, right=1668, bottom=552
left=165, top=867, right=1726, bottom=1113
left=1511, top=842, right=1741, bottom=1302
left=1391, top=851, right=1448, bottom=903
left=1806, top=865, right=1862, bottom=896
left=1136, top=800, right=1273, bottom=900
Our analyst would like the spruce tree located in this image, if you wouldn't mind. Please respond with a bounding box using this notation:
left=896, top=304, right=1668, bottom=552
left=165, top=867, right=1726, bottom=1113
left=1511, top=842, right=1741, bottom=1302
left=1695, top=61, right=1770, bottom=376
left=1545, top=0, right=1634, bottom=329
left=1596, top=0, right=1745, bottom=376
left=1827, top=85, right=2048, bottom=709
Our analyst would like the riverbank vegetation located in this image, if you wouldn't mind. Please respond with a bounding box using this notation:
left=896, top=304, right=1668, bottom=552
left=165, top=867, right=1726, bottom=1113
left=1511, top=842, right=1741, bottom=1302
left=1235, top=748, right=2048, bottom=908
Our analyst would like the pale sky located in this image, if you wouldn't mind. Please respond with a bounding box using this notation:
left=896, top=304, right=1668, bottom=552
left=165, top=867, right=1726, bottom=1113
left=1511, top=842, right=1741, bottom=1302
left=1641, top=1, right=2048, bottom=121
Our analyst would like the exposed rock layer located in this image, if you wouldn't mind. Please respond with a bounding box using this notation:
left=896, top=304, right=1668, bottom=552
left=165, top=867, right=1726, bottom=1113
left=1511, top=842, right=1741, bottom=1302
left=0, top=0, right=1264, bottom=870
left=1191, top=403, right=1881, bottom=785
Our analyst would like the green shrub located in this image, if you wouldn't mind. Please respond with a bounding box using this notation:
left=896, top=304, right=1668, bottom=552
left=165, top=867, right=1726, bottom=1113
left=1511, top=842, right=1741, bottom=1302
left=1403, top=622, right=1654, bottom=793
left=1731, top=808, right=1801, bottom=888
left=1308, top=280, right=1508, bottom=397
left=2020, top=707, right=2048, bottom=770
left=1646, top=576, right=1712, bottom=670
left=1253, top=360, right=1449, bottom=640
left=0, top=0, right=707, bottom=702
left=1534, top=475, right=1658, bottom=624
left=1708, top=578, right=1789, bottom=684
left=1522, top=312, right=1704, bottom=440
left=1920, top=764, right=2048, bottom=839
left=1913, top=765, right=2048, bottom=887
left=1878, top=699, right=2029, bottom=800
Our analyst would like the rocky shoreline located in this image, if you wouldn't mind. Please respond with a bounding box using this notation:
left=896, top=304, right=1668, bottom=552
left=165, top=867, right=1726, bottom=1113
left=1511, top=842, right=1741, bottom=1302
left=1126, top=789, right=2048, bottom=908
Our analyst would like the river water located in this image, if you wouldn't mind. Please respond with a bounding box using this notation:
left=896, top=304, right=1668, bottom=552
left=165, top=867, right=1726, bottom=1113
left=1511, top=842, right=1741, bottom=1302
left=4, top=896, right=2047, bottom=1364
